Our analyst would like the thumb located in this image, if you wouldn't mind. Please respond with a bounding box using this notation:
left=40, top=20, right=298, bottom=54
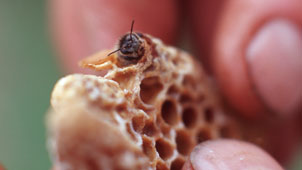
left=189, top=0, right=302, bottom=117
left=182, top=139, right=284, bottom=170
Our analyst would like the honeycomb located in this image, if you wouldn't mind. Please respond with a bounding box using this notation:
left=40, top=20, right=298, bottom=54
left=47, top=32, right=238, bottom=170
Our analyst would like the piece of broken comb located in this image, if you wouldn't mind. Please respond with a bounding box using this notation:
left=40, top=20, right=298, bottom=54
left=47, top=27, right=239, bottom=170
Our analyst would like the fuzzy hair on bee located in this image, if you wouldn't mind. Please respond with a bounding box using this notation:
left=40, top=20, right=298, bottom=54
left=108, top=21, right=147, bottom=65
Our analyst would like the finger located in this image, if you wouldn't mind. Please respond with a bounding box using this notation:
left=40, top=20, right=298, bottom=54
left=189, top=0, right=302, bottom=117
left=182, top=139, right=284, bottom=170
left=49, top=0, right=179, bottom=73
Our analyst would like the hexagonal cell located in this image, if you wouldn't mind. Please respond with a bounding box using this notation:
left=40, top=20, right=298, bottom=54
left=182, top=107, right=198, bottom=128
left=170, top=157, right=185, bottom=170
left=142, top=136, right=156, bottom=160
left=155, top=138, right=174, bottom=160
left=140, top=76, right=163, bottom=104
left=182, top=75, right=196, bottom=90
left=204, top=106, right=214, bottom=123
left=116, top=103, right=128, bottom=115
left=142, top=120, right=158, bottom=137
left=179, top=93, right=194, bottom=104
left=156, top=117, right=172, bottom=138
left=156, top=160, right=169, bottom=170
left=167, top=85, right=179, bottom=96
left=196, top=128, right=212, bottom=144
left=161, top=100, right=178, bottom=126
left=176, top=130, right=193, bottom=156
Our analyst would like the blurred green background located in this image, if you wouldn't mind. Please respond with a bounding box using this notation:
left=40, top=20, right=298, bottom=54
left=0, top=0, right=60, bottom=169
left=0, top=0, right=300, bottom=170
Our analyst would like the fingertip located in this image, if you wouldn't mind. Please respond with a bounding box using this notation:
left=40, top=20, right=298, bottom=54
left=186, top=139, right=283, bottom=170
left=210, top=0, right=302, bottom=117
left=246, top=19, right=302, bottom=116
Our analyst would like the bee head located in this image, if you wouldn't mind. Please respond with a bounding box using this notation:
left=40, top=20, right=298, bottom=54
left=118, top=32, right=143, bottom=60
left=108, top=21, right=145, bottom=63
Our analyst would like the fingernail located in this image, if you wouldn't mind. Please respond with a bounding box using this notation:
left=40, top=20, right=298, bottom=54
left=246, top=19, right=302, bottom=116
left=189, top=139, right=283, bottom=170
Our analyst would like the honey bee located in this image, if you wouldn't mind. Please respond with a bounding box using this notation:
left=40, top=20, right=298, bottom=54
left=108, top=21, right=146, bottom=65
left=80, top=20, right=154, bottom=69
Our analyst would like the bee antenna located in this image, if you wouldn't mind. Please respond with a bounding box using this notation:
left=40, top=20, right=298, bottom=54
left=107, top=49, right=120, bottom=56
left=130, top=20, right=135, bottom=41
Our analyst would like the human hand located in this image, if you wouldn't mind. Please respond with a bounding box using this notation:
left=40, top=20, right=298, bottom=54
left=49, top=0, right=301, bottom=169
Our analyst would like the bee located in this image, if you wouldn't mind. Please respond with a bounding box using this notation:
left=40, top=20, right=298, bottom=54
left=80, top=20, right=153, bottom=69
left=108, top=21, right=145, bottom=65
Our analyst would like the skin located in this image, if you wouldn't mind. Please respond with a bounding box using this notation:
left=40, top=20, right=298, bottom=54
left=49, top=0, right=301, bottom=169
